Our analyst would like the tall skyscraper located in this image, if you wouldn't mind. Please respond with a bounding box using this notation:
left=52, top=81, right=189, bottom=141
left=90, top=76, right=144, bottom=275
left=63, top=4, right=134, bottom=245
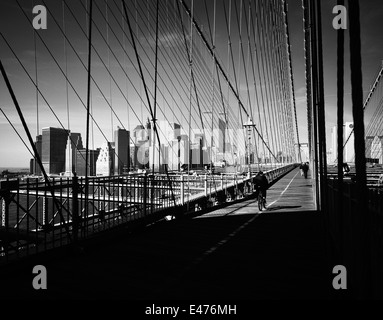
left=114, top=127, right=130, bottom=175
left=96, top=142, right=114, bottom=176
left=41, top=127, right=69, bottom=174
left=65, top=133, right=83, bottom=174
left=218, top=118, right=226, bottom=153
left=76, top=148, right=99, bottom=176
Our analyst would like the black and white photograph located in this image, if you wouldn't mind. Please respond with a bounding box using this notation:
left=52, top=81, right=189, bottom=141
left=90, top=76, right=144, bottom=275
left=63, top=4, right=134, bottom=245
left=0, top=0, right=382, bottom=306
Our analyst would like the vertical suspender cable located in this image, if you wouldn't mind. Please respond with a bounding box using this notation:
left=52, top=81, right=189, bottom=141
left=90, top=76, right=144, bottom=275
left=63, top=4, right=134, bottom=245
left=187, top=0, right=194, bottom=199
left=283, top=0, right=301, bottom=163
left=250, top=0, right=266, bottom=166
left=134, top=0, right=143, bottom=123
left=263, top=0, right=281, bottom=167
left=309, top=0, right=320, bottom=209
left=121, top=0, right=130, bottom=137
left=152, top=0, right=159, bottom=173
left=32, top=0, right=39, bottom=174
left=316, top=0, right=328, bottom=209
left=336, top=0, right=345, bottom=277
left=106, top=0, right=114, bottom=140
left=0, top=59, right=72, bottom=240
left=85, top=0, right=93, bottom=228
left=210, top=0, right=216, bottom=168
left=257, top=0, right=273, bottom=167
left=62, top=1, right=73, bottom=174
left=347, top=0, right=370, bottom=298
left=122, top=0, right=176, bottom=205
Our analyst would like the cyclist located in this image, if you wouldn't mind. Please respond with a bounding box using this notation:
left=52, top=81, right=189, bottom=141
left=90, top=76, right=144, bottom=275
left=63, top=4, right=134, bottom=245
left=254, top=171, right=269, bottom=210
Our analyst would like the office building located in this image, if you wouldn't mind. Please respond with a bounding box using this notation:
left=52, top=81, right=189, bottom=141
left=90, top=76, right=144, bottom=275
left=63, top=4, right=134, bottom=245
left=65, top=133, right=83, bottom=174
left=114, top=127, right=130, bottom=175
left=76, top=148, right=100, bottom=176
left=96, top=142, right=114, bottom=176
left=41, top=127, right=69, bottom=174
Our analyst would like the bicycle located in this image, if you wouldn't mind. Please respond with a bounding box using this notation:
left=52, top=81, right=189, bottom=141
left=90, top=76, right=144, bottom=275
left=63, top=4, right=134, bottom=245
left=257, top=186, right=267, bottom=211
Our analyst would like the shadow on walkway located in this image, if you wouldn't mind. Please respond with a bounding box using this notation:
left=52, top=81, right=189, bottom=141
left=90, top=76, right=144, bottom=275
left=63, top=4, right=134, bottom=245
left=0, top=209, right=335, bottom=300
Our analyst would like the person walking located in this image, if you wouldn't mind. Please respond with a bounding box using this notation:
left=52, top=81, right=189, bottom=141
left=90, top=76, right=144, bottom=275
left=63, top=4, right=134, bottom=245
left=299, top=162, right=304, bottom=176
left=302, top=162, right=309, bottom=179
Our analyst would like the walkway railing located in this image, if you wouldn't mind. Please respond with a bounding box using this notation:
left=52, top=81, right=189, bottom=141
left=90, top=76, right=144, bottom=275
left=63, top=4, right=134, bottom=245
left=0, top=164, right=296, bottom=264
left=326, top=179, right=383, bottom=298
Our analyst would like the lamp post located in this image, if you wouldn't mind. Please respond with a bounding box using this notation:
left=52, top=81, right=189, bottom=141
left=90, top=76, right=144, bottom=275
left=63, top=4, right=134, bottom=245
left=243, top=117, right=256, bottom=178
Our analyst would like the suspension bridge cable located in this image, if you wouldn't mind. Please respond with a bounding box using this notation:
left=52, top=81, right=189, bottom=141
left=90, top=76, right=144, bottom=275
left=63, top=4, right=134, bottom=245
left=121, top=0, right=176, bottom=204
left=283, top=0, right=301, bottom=162
left=62, top=0, right=73, bottom=173
left=0, top=59, right=72, bottom=240
left=271, top=0, right=289, bottom=162
left=187, top=0, right=194, bottom=187
left=0, top=32, right=87, bottom=165
left=135, top=1, right=230, bottom=152
left=271, top=1, right=288, bottom=162
left=249, top=0, right=267, bottom=164
left=105, top=0, right=204, bottom=159
left=222, top=0, right=248, bottom=162
left=108, top=0, right=207, bottom=141
left=0, top=108, right=34, bottom=158
left=31, top=0, right=39, bottom=139
left=254, top=0, right=273, bottom=163
left=245, top=0, right=262, bottom=166
left=121, top=0, right=130, bottom=133
left=176, top=0, right=206, bottom=138
left=235, top=0, right=261, bottom=169
left=47, top=0, right=138, bottom=153
left=262, top=0, right=281, bottom=166
left=11, top=2, right=124, bottom=167
left=152, top=0, right=159, bottom=173
left=82, top=0, right=195, bottom=164
left=105, top=0, right=114, bottom=140
left=277, top=0, right=294, bottom=161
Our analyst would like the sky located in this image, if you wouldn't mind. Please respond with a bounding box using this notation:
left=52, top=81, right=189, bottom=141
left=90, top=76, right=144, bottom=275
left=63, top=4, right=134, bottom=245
left=1, top=0, right=383, bottom=168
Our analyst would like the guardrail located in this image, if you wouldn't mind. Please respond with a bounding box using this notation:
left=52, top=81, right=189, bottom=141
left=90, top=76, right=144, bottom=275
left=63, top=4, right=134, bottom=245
left=326, top=179, right=383, bottom=298
left=0, top=163, right=297, bottom=264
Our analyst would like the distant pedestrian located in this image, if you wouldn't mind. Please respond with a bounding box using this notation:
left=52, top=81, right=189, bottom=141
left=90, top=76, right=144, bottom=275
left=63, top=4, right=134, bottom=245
left=342, top=162, right=350, bottom=176
left=302, top=162, right=309, bottom=179
left=299, top=162, right=304, bottom=176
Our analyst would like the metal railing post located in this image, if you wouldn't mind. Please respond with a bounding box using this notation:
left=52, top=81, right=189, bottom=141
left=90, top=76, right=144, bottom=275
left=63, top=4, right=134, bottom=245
left=143, top=173, right=148, bottom=216
left=180, top=174, right=185, bottom=205
left=72, top=174, right=79, bottom=243
left=220, top=173, right=224, bottom=191
left=42, top=194, right=48, bottom=230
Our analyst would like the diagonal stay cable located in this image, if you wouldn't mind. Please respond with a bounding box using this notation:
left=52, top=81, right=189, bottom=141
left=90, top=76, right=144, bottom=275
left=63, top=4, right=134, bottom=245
left=121, top=0, right=176, bottom=206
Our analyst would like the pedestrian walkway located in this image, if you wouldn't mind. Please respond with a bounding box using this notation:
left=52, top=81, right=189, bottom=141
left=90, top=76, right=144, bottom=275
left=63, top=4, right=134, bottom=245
left=0, top=168, right=333, bottom=299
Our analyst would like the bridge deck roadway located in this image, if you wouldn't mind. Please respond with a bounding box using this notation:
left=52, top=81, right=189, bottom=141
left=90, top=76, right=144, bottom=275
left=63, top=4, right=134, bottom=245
left=0, top=168, right=336, bottom=299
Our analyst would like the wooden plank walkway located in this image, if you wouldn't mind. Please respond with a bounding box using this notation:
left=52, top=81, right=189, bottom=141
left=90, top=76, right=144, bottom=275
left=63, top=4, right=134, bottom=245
left=0, top=168, right=336, bottom=300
